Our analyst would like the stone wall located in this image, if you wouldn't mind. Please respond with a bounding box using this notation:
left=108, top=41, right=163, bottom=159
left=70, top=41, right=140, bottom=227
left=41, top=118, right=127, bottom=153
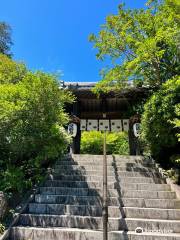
left=166, top=178, right=180, bottom=199
left=0, top=192, right=7, bottom=220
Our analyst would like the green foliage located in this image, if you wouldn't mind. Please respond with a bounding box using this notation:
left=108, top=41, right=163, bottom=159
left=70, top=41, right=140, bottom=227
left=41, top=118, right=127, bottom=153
left=89, top=0, right=180, bottom=93
left=81, top=131, right=103, bottom=154
left=0, top=54, right=27, bottom=84
left=165, top=153, right=180, bottom=184
left=165, top=168, right=179, bottom=184
left=0, top=223, right=5, bottom=234
left=0, top=22, right=12, bottom=56
left=89, top=0, right=180, bottom=180
left=141, top=76, right=180, bottom=160
left=0, top=55, right=73, bottom=196
left=1, top=166, right=25, bottom=194
left=170, top=154, right=180, bottom=167
left=81, top=131, right=129, bottom=155
left=106, top=131, right=130, bottom=155
left=171, top=104, right=180, bottom=141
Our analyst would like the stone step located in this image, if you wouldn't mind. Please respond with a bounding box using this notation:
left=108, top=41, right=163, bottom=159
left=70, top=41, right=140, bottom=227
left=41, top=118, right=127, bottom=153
left=122, top=190, right=176, bottom=199
left=51, top=174, right=116, bottom=181
left=55, top=155, right=153, bottom=165
left=52, top=172, right=162, bottom=181
left=44, top=180, right=117, bottom=188
left=28, top=203, right=180, bottom=220
left=125, top=218, right=180, bottom=233
left=35, top=191, right=176, bottom=206
left=56, top=156, right=154, bottom=166
left=17, top=214, right=180, bottom=232
left=34, top=194, right=104, bottom=205
left=44, top=178, right=165, bottom=189
left=54, top=162, right=155, bottom=170
left=56, top=163, right=157, bottom=170
left=53, top=168, right=159, bottom=176
left=121, top=231, right=180, bottom=240
left=28, top=203, right=121, bottom=217
left=39, top=185, right=171, bottom=197
left=74, top=154, right=146, bottom=158
left=119, top=183, right=170, bottom=191
left=10, top=227, right=103, bottom=240
left=17, top=214, right=104, bottom=229
left=39, top=187, right=118, bottom=197
left=9, top=154, right=180, bottom=240
left=121, top=198, right=180, bottom=209
left=72, top=154, right=144, bottom=159
left=39, top=188, right=175, bottom=199
left=123, top=207, right=180, bottom=220
left=71, top=155, right=150, bottom=163
left=34, top=194, right=180, bottom=208
left=10, top=227, right=180, bottom=240
left=43, top=183, right=170, bottom=191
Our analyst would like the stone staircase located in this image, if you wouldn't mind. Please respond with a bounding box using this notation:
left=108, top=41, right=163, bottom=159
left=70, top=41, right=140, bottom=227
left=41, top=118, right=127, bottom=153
left=9, top=154, right=180, bottom=240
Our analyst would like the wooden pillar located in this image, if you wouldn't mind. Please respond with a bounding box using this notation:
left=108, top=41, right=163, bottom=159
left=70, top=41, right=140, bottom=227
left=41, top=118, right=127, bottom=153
left=102, top=96, right=107, bottom=114
left=129, top=121, right=137, bottom=155
left=129, top=114, right=140, bottom=155
left=71, top=101, right=81, bottom=154
left=72, top=123, right=81, bottom=154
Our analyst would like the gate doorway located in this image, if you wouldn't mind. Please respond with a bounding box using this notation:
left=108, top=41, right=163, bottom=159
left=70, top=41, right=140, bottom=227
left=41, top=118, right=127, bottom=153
left=63, top=82, right=149, bottom=154
left=80, top=130, right=129, bottom=155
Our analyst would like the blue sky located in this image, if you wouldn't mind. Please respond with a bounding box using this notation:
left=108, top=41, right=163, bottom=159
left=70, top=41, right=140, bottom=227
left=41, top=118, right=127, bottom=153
left=0, top=0, right=147, bottom=82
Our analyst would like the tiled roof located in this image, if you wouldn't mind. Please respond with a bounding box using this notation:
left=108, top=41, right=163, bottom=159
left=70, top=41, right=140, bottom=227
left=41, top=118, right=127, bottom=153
left=61, top=82, right=96, bottom=90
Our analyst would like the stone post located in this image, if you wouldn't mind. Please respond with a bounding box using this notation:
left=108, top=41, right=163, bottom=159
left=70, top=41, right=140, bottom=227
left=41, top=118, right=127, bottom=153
left=0, top=192, right=7, bottom=220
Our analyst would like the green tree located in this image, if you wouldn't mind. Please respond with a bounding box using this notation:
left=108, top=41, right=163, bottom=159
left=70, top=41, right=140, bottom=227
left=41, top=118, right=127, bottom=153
left=0, top=54, right=27, bottom=84
left=172, top=104, right=180, bottom=141
left=0, top=22, right=12, bottom=56
left=89, top=0, right=180, bottom=93
left=0, top=57, right=73, bottom=194
left=0, top=72, right=72, bottom=163
left=141, top=76, right=180, bottom=162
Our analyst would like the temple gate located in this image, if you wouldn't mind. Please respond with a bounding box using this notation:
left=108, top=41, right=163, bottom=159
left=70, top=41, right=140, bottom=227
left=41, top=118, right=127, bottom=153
left=62, top=82, right=149, bottom=155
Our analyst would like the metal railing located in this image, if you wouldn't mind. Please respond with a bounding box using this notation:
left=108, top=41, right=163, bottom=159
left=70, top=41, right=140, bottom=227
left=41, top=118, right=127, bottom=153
left=103, top=131, right=108, bottom=240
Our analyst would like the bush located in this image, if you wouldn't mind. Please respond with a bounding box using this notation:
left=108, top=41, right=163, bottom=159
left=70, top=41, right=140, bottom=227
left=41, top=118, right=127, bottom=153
left=141, top=76, right=180, bottom=163
left=171, top=104, right=180, bottom=141
left=81, top=131, right=129, bottom=155
left=0, top=223, right=5, bottom=235
left=1, top=166, right=25, bottom=194
left=0, top=55, right=73, bottom=196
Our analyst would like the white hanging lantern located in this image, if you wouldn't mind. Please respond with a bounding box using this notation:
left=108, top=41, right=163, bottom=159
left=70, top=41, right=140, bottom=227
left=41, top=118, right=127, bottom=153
left=87, top=119, right=98, bottom=131
left=133, top=123, right=141, bottom=137
left=122, top=119, right=129, bottom=131
left=68, top=123, right=77, bottom=137
left=99, top=119, right=110, bottom=131
left=80, top=119, right=87, bottom=131
left=110, top=119, right=122, bottom=132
